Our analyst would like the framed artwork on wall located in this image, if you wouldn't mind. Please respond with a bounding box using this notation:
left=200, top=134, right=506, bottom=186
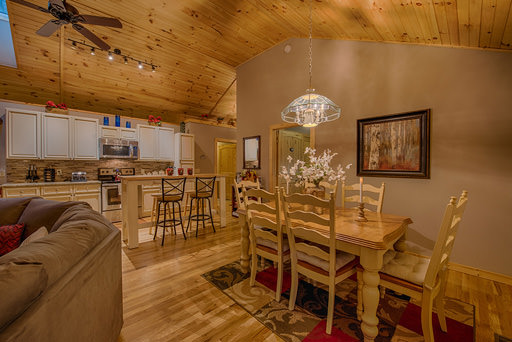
left=357, top=109, right=430, bottom=178
left=243, top=135, right=261, bottom=169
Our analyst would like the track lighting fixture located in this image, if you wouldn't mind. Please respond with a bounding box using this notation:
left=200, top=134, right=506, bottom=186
left=67, top=39, right=159, bottom=72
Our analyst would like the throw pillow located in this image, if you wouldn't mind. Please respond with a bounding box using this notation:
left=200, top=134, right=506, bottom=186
left=0, top=223, right=26, bottom=256
left=20, top=226, right=48, bottom=247
left=0, top=198, right=34, bottom=226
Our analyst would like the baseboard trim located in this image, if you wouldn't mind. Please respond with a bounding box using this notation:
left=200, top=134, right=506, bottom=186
left=448, top=262, right=512, bottom=286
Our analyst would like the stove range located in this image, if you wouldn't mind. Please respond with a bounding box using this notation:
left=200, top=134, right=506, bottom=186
left=98, top=168, right=135, bottom=222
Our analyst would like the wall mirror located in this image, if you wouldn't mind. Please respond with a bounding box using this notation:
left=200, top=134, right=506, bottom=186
left=243, top=136, right=261, bottom=169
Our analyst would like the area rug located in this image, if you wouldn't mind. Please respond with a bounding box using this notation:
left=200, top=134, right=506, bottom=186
left=202, top=261, right=475, bottom=342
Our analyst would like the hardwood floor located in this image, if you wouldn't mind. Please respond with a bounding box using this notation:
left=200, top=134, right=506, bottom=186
left=117, top=215, right=512, bottom=342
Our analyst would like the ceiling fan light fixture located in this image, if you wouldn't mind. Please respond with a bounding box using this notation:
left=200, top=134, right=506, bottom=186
left=281, top=0, right=341, bottom=128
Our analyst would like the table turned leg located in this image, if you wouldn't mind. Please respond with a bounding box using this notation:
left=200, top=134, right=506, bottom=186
left=239, top=212, right=250, bottom=273
left=360, top=249, right=385, bottom=342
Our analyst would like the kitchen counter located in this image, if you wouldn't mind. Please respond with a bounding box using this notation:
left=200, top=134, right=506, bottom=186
left=1, top=181, right=101, bottom=187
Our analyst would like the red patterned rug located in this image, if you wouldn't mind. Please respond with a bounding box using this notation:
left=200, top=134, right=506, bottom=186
left=202, top=261, right=475, bottom=341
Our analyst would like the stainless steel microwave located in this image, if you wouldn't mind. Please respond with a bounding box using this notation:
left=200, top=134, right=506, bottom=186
left=99, top=138, right=138, bottom=159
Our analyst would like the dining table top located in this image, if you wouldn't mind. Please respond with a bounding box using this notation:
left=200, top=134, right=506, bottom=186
left=241, top=206, right=412, bottom=250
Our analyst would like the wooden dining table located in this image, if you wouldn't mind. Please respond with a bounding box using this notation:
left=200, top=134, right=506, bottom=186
left=237, top=207, right=412, bottom=342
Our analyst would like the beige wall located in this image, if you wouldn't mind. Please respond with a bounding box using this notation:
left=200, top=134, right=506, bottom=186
left=236, top=38, right=512, bottom=276
left=187, top=122, right=237, bottom=174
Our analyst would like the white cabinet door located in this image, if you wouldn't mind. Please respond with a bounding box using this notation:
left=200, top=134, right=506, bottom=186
left=120, top=128, right=137, bottom=140
left=42, top=113, right=72, bottom=159
left=158, top=127, right=175, bottom=161
left=138, top=125, right=157, bottom=160
left=6, top=109, right=40, bottom=159
left=100, top=126, right=119, bottom=138
left=180, top=134, right=194, bottom=160
left=74, top=192, right=101, bottom=212
left=74, top=117, right=98, bottom=160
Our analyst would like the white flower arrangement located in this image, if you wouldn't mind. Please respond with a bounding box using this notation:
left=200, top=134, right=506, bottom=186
left=280, top=147, right=351, bottom=188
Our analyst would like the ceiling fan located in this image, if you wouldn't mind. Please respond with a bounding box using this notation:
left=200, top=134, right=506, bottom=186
left=10, top=0, right=122, bottom=50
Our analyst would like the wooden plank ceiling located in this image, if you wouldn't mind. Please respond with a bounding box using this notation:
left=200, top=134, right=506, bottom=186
left=1, top=0, right=512, bottom=124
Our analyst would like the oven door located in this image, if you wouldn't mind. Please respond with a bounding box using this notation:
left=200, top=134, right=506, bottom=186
left=101, top=183, right=122, bottom=222
left=102, top=184, right=122, bottom=211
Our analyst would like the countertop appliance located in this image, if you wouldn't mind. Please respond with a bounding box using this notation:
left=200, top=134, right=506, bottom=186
left=71, top=171, right=87, bottom=182
left=99, top=137, right=138, bottom=159
left=98, top=168, right=135, bottom=223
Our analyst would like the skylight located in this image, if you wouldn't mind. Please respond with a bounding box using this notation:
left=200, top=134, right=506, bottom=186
left=0, top=0, right=17, bottom=68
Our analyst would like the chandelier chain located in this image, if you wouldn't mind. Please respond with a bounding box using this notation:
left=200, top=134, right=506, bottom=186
left=308, top=0, right=313, bottom=91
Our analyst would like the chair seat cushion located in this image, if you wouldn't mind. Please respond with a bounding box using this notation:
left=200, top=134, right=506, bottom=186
left=296, top=250, right=355, bottom=273
left=380, top=250, right=430, bottom=285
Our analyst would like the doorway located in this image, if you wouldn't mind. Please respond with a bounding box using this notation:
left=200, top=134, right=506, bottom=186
left=269, top=124, right=315, bottom=192
left=214, top=138, right=237, bottom=201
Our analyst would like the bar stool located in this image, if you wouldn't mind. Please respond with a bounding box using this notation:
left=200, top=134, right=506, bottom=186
left=186, top=176, right=216, bottom=237
left=153, top=177, right=187, bottom=245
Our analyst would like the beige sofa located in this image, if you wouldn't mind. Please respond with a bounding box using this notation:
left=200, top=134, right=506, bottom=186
left=0, top=197, right=123, bottom=342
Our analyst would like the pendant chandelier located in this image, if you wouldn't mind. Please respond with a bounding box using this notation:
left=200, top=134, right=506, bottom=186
left=281, top=0, right=341, bottom=128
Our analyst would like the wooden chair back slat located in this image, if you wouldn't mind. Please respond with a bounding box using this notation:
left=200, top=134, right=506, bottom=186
left=234, top=179, right=260, bottom=211
left=295, top=241, right=330, bottom=261
left=423, top=191, right=468, bottom=289
left=253, top=227, right=279, bottom=243
left=341, top=181, right=385, bottom=213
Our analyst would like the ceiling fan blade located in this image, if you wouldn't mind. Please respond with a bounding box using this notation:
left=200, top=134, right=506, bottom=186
left=72, top=23, right=110, bottom=50
left=79, top=15, right=122, bottom=28
left=36, top=19, right=63, bottom=37
left=48, top=0, right=65, bottom=12
left=9, top=0, right=49, bottom=13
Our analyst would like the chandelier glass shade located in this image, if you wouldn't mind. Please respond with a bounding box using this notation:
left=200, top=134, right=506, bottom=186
left=281, top=0, right=341, bottom=127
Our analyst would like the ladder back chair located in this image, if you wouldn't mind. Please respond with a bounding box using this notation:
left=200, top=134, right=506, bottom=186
left=234, top=179, right=261, bottom=213
left=153, top=177, right=187, bottom=245
left=186, top=176, right=216, bottom=237
left=280, top=189, right=358, bottom=335
left=243, top=186, right=289, bottom=302
left=358, top=190, right=469, bottom=342
left=341, top=181, right=385, bottom=212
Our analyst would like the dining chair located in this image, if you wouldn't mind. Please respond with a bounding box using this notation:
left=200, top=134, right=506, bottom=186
left=186, top=176, right=216, bottom=237
left=280, top=188, right=359, bottom=335
left=341, top=181, right=385, bottom=212
left=243, top=186, right=289, bottom=302
left=357, top=190, right=469, bottom=342
left=234, top=178, right=261, bottom=213
left=152, top=177, right=187, bottom=245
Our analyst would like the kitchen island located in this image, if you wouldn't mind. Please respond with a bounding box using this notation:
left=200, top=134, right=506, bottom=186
left=120, top=174, right=226, bottom=248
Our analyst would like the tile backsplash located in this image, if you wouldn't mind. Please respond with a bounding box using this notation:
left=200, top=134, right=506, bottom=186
left=5, top=159, right=173, bottom=183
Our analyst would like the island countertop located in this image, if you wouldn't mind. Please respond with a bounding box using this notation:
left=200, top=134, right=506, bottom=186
left=120, top=173, right=222, bottom=181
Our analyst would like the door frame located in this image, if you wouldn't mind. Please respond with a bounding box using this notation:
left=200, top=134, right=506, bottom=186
left=268, top=124, right=316, bottom=189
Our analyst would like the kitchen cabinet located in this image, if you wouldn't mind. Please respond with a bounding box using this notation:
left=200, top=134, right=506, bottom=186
left=6, top=109, right=41, bottom=159
left=42, top=113, right=73, bottom=159
left=74, top=117, right=99, bottom=160
left=174, top=133, right=195, bottom=173
left=137, top=125, right=174, bottom=161
left=2, top=183, right=101, bottom=212
left=157, top=127, right=175, bottom=161
left=100, top=126, right=137, bottom=140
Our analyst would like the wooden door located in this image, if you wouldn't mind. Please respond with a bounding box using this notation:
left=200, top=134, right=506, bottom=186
left=217, top=142, right=236, bottom=201
left=278, top=130, right=310, bottom=193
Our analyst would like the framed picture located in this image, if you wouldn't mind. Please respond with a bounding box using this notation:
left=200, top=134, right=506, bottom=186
left=357, top=109, right=430, bottom=178
left=243, top=135, right=261, bottom=169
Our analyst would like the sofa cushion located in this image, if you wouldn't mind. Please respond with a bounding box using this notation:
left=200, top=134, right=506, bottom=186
left=0, top=262, right=48, bottom=331
left=20, top=226, right=48, bottom=248
left=0, top=198, right=34, bottom=226
left=0, top=204, right=113, bottom=286
left=0, top=224, right=25, bottom=256
left=17, top=198, right=78, bottom=240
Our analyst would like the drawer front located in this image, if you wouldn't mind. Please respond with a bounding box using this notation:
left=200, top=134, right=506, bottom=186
left=41, top=185, right=73, bottom=195
left=74, top=183, right=101, bottom=193
left=3, top=187, right=39, bottom=198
